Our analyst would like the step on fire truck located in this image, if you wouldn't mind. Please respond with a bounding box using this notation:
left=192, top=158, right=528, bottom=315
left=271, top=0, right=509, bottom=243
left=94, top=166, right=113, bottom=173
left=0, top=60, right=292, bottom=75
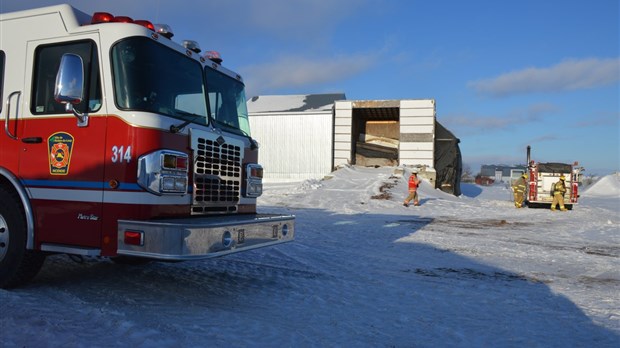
left=0, top=4, right=295, bottom=288
left=525, top=146, right=582, bottom=209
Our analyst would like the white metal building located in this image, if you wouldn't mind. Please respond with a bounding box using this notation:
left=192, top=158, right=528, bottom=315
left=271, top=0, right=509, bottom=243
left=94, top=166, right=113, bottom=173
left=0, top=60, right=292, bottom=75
left=248, top=95, right=461, bottom=194
left=247, top=94, right=345, bottom=181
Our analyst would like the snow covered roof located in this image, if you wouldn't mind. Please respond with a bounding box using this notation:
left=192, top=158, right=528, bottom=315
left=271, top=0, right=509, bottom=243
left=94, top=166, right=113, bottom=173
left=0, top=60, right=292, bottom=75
left=247, top=93, right=346, bottom=113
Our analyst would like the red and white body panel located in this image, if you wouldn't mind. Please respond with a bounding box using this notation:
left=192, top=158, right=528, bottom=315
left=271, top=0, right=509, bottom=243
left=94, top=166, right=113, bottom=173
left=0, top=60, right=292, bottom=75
left=0, top=5, right=294, bottom=260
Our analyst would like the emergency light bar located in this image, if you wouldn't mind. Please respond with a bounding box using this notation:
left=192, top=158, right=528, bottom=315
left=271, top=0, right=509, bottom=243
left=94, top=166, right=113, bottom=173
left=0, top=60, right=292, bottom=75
left=91, top=12, right=157, bottom=33
left=89, top=11, right=218, bottom=60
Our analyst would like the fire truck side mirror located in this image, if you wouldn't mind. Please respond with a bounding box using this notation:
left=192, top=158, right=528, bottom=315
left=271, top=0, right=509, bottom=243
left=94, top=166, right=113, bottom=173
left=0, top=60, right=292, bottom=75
left=54, top=54, right=88, bottom=127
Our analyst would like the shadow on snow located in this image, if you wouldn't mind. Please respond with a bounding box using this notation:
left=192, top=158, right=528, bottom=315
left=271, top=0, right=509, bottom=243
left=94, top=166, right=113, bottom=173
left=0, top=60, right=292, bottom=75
left=4, top=206, right=618, bottom=347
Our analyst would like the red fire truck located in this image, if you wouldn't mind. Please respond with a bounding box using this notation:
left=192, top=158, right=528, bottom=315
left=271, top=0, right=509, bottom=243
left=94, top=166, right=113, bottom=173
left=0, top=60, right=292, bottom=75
left=0, top=5, right=295, bottom=288
left=525, top=146, right=582, bottom=209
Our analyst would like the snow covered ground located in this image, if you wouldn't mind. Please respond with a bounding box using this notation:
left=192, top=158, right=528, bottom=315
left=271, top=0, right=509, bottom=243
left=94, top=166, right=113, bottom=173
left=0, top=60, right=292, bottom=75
left=2, top=167, right=619, bottom=347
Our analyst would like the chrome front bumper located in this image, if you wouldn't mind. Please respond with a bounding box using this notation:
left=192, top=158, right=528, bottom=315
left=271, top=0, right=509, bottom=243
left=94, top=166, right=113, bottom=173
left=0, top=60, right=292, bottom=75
left=117, top=214, right=294, bottom=260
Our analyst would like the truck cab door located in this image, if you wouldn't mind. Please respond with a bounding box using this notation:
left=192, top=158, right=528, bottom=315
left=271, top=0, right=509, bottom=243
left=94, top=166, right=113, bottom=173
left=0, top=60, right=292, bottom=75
left=19, top=37, right=106, bottom=251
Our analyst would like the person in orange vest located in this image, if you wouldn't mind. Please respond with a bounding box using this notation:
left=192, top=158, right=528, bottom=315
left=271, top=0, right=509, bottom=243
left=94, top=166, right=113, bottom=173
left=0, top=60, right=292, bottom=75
left=403, top=172, right=421, bottom=207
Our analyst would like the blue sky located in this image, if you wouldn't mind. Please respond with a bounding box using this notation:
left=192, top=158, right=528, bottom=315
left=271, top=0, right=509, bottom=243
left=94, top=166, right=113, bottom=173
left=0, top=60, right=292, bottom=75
left=2, top=0, right=619, bottom=174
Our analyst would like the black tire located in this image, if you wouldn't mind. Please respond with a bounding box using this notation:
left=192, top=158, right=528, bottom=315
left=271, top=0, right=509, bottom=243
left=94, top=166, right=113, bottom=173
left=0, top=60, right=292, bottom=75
left=0, top=186, right=46, bottom=289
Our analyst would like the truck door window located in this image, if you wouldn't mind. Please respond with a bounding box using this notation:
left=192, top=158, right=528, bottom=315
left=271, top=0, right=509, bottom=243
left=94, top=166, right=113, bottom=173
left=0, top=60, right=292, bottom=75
left=31, top=40, right=101, bottom=115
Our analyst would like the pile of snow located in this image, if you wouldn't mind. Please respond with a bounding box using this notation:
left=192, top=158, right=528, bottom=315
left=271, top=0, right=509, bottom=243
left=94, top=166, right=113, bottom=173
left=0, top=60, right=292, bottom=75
left=582, top=173, right=620, bottom=197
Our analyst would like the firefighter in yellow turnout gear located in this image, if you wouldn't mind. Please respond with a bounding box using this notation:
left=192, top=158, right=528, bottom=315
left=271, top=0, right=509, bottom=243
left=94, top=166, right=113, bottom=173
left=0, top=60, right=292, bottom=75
left=551, top=175, right=567, bottom=211
left=512, top=173, right=527, bottom=208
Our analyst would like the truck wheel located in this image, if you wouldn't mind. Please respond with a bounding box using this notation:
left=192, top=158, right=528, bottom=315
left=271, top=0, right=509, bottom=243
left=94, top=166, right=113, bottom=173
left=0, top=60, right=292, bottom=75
left=0, top=186, right=46, bottom=289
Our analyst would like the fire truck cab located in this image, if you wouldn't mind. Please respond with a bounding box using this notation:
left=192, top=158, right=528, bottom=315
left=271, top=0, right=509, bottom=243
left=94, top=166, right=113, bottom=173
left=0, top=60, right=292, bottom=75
left=0, top=4, right=295, bottom=288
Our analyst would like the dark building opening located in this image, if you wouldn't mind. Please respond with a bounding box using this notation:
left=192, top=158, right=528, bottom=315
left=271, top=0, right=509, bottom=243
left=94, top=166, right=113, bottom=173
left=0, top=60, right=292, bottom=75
left=350, top=102, right=400, bottom=167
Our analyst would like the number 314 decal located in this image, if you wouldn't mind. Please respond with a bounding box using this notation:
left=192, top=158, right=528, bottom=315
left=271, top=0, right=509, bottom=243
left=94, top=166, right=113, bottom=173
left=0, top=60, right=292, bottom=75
left=111, top=145, right=132, bottom=163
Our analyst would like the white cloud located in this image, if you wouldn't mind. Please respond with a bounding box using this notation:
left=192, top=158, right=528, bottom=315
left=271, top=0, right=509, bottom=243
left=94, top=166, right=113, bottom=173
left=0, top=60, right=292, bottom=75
left=442, top=102, right=559, bottom=135
left=241, top=53, right=378, bottom=97
left=468, top=57, right=620, bottom=97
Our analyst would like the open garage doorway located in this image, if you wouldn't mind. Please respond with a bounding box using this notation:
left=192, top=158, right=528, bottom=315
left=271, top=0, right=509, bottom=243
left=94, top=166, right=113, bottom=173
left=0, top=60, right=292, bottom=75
left=350, top=101, right=400, bottom=167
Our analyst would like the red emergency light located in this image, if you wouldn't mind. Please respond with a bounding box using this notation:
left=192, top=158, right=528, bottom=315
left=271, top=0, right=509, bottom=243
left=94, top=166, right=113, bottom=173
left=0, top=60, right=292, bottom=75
left=134, top=20, right=155, bottom=31
left=91, top=12, right=114, bottom=23
left=113, top=16, right=133, bottom=23
left=91, top=12, right=155, bottom=31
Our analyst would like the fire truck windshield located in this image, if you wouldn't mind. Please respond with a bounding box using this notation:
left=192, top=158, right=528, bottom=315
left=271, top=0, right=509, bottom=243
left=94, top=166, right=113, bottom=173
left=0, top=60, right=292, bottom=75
left=205, top=67, right=251, bottom=137
left=111, top=37, right=209, bottom=126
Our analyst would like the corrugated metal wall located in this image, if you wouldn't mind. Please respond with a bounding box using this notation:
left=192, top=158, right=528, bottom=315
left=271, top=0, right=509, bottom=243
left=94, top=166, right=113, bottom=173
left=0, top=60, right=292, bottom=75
left=249, top=112, right=334, bottom=181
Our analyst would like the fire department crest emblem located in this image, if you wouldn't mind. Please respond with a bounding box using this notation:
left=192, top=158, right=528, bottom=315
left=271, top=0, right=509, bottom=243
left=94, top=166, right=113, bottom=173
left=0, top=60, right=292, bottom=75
left=48, top=132, right=74, bottom=175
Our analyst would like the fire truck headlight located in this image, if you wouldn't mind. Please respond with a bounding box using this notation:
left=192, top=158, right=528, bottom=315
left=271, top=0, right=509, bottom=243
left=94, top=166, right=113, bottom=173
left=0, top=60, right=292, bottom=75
left=138, top=150, right=189, bottom=195
left=244, top=164, right=263, bottom=198
left=161, top=177, right=175, bottom=191
left=246, top=181, right=263, bottom=197
left=174, top=177, right=187, bottom=192
left=161, top=177, right=187, bottom=193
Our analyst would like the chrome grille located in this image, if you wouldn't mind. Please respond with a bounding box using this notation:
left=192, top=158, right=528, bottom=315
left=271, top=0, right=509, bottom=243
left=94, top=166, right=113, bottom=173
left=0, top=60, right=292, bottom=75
left=191, top=130, right=242, bottom=214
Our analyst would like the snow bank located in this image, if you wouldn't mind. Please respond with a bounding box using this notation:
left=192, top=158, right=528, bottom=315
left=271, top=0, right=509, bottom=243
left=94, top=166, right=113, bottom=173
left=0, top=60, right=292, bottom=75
left=582, top=173, right=620, bottom=197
